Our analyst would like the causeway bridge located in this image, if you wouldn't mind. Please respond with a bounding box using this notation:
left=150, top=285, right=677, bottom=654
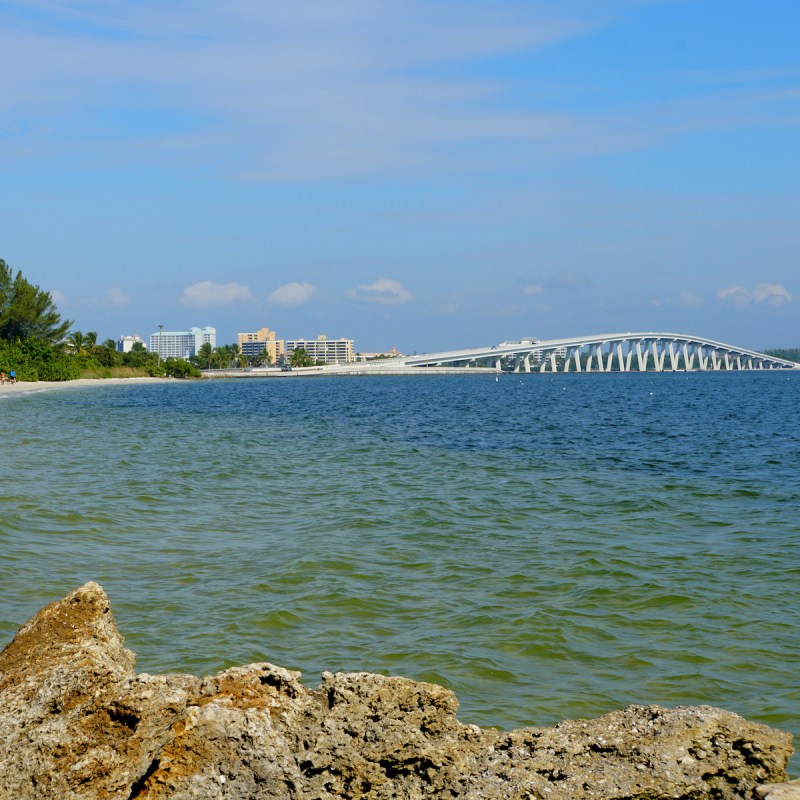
left=390, top=332, right=798, bottom=373
left=203, top=332, right=797, bottom=378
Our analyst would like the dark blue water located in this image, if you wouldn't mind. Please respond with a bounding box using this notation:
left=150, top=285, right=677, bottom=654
left=1, top=372, right=798, bottom=762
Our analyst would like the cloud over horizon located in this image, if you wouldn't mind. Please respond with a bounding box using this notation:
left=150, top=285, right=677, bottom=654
left=346, top=279, right=414, bottom=305
left=180, top=281, right=253, bottom=308
left=268, top=281, right=318, bottom=307
left=103, top=286, right=132, bottom=307
left=717, top=283, right=793, bottom=308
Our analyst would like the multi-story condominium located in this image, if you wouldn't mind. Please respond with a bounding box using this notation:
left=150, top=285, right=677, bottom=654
left=285, top=334, right=355, bottom=364
left=149, top=326, right=216, bottom=360
left=117, top=335, right=146, bottom=353
left=237, top=327, right=285, bottom=364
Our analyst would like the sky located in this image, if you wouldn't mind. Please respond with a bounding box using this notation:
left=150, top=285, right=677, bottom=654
left=1, top=0, right=798, bottom=353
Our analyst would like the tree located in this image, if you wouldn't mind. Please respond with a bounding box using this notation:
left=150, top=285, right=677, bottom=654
left=290, top=347, right=314, bottom=368
left=0, top=259, right=71, bottom=343
left=246, top=347, right=271, bottom=367
left=197, top=341, right=215, bottom=369
left=229, top=342, right=246, bottom=368
left=66, top=330, right=87, bottom=355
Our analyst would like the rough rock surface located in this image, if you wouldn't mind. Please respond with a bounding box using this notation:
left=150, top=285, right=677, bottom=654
left=0, top=583, right=794, bottom=800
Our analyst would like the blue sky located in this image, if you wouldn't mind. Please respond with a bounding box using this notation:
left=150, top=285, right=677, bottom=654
left=1, top=0, right=798, bottom=352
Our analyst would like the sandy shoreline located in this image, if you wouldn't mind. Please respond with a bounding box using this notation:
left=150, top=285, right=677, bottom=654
left=0, top=377, right=170, bottom=397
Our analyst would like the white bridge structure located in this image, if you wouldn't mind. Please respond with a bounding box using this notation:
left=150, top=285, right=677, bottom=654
left=353, top=332, right=798, bottom=373
left=204, top=332, right=797, bottom=379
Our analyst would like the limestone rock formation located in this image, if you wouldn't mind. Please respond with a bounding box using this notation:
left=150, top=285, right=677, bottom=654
left=0, top=582, right=794, bottom=799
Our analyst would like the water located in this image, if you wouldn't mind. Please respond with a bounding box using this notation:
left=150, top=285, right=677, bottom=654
left=1, top=372, right=798, bottom=764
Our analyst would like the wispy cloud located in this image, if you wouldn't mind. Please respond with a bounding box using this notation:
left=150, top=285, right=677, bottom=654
left=679, top=291, right=703, bottom=307
left=103, top=285, right=131, bottom=307
left=0, top=2, right=634, bottom=179
left=180, top=281, right=253, bottom=307
left=346, top=278, right=413, bottom=305
left=268, top=281, right=317, bottom=307
left=522, top=284, right=544, bottom=298
left=717, top=282, right=793, bottom=307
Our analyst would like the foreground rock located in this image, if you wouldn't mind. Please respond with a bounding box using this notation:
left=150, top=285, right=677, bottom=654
left=0, top=583, right=793, bottom=799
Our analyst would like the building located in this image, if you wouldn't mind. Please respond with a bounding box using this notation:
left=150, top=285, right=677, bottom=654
left=237, top=327, right=285, bottom=365
left=356, top=347, right=404, bottom=362
left=149, top=326, right=216, bottom=360
left=285, top=334, right=355, bottom=364
left=117, top=335, right=146, bottom=353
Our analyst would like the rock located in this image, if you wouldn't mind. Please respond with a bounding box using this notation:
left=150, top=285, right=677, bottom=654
left=0, top=583, right=794, bottom=799
left=757, top=780, right=800, bottom=800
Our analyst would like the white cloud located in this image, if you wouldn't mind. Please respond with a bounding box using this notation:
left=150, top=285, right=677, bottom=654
left=268, top=281, right=317, bottom=307
left=180, top=281, right=253, bottom=308
left=103, top=286, right=132, bottom=307
left=346, top=278, right=413, bottom=305
left=716, top=285, right=752, bottom=306
left=679, top=291, right=703, bottom=307
left=522, top=284, right=544, bottom=298
left=0, top=2, right=621, bottom=180
left=753, top=282, right=793, bottom=305
left=50, top=289, right=68, bottom=306
left=717, top=282, right=793, bottom=307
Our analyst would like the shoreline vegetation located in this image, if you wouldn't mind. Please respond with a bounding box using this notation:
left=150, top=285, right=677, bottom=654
left=1, top=260, right=203, bottom=383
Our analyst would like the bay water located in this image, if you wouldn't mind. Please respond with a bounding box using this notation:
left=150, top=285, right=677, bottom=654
left=1, top=373, right=798, bottom=761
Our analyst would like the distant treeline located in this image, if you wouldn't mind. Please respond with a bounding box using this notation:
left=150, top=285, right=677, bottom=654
left=0, top=258, right=200, bottom=381
left=763, top=348, right=800, bottom=364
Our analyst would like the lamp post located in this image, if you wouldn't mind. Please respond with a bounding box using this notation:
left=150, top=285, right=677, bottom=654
left=158, top=324, right=164, bottom=368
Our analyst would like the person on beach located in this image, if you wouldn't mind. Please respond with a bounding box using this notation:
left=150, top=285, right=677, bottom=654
left=0, top=371, right=5, bottom=384
left=9, top=370, right=15, bottom=383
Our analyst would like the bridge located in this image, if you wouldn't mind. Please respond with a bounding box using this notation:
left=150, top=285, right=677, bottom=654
left=203, top=332, right=798, bottom=379
left=327, top=332, right=798, bottom=374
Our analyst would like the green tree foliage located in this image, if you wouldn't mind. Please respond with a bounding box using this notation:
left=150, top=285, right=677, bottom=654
left=290, top=347, right=314, bottom=367
left=0, top=259, right=71, bottom=343
left=164, top=358, right=201, bottom=378
left=0, top=336, right=80, bottom=381
left=197, top=341, right=215, bottom=369
left=66, top=330, right=87, bottom=355
left=764, top=348, right=800, bottom=364
left=245, top=347, right=272, bottom=367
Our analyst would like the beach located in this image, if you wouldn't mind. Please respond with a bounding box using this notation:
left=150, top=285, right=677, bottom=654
left=0, top=377, right=171, bottom=397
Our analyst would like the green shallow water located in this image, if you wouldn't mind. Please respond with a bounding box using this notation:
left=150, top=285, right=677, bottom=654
left=1, top=373, right=798, bottom=767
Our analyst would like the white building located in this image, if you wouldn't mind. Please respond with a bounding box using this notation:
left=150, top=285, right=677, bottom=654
left=117, top=335, right=146, bottom=353
left=285, top=334, right=355, bottom=364
left=149, top=326, right=216, bottom=360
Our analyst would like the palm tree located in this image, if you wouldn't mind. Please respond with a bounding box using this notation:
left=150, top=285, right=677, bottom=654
left=66, top=330, right=87, bottom=355
left=197, top=342, right=214, bottom=369
left=290, top=347, right=314, bottom=368
left=85, top=331, right=98, bottom=355
left=229, top=343, right=246, bottom=368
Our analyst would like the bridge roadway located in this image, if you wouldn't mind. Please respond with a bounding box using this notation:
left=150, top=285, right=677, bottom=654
left=203, top=332, right=798, bottom=378
left=326, top=331, right=798, bottom=374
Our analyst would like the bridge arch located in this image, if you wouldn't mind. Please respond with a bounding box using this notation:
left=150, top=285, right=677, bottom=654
left=397, top=333, right=798, bottom=373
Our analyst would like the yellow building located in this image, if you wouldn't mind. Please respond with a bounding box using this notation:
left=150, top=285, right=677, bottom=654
left=237, top=327, right=285, bottom=365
